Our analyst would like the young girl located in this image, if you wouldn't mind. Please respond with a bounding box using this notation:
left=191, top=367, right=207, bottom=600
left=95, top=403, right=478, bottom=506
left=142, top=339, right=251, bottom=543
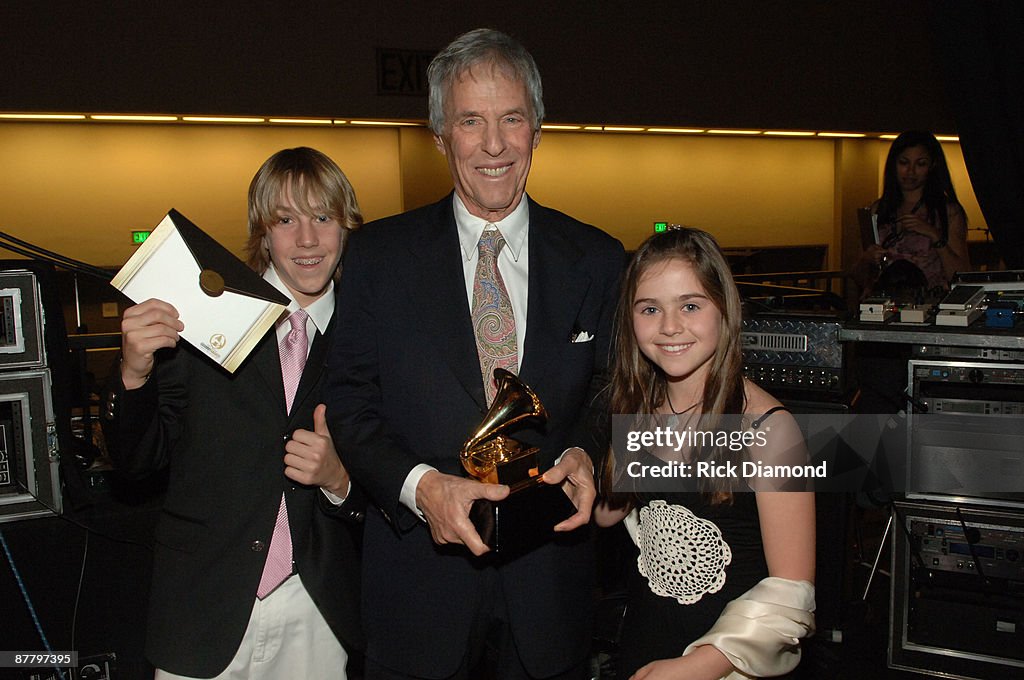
left=595, top=227, right=816, bottom=680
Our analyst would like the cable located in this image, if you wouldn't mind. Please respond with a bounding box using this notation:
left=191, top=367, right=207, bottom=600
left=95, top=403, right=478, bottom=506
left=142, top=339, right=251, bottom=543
left=901, top=387, right=929, bottom=414
left=954, top=505, right=989, bottom=584
left=59, top=511, right=154, bottom=550
left=16, top=477, right=153, bottom=551
left=892, top=503, right=927, bottom=571
left=0, top=528, right=69, bottom=680
left=0, top=230, right=112, bottom=281
left=71, top=530, right=89, bottom=666
left=9, top=478, right=151, bottom=680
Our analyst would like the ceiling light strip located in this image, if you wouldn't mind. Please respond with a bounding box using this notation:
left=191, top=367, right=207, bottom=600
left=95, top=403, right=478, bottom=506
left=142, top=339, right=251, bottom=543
left=267, top=118, right=333, bottom=125
left=0, top=112, right=959, bottom=140
left=348, top=120, right=420, bottom=126
left=90, top=114, right=178, bottom=122
left=646, top=128, right=706, bottom=134
left=182, top=116, right=265, bottom=123
left=0, top=113, right=87, bottom=120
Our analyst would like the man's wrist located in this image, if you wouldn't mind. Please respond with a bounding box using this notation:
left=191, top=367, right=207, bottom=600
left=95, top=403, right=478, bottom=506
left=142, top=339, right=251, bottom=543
left=402, top=464, right=436, bottom=520
left=559, top=446, right=593, bottom=471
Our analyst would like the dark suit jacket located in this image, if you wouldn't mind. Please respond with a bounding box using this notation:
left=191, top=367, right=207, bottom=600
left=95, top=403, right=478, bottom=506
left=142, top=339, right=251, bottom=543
left=326, top=194, right=624, bottom=678
left=104, top=316, right=363, bottom=678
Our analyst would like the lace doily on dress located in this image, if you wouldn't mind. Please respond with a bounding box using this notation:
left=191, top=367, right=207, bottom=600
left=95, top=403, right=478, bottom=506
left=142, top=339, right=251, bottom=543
left=637, top=500, right=732, bottom=605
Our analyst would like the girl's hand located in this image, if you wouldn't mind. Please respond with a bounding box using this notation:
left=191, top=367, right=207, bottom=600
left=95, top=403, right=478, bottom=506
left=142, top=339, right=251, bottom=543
left=861, top=243, right=888, bottom=267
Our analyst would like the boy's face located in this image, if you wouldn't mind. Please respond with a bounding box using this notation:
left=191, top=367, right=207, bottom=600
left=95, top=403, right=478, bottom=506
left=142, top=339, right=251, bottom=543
left=263, top=185, right=343, bottom=307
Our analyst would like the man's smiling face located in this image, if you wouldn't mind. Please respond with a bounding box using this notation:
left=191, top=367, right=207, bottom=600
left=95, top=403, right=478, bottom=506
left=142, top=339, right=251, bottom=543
left=434, top=64, right=541, bottom=223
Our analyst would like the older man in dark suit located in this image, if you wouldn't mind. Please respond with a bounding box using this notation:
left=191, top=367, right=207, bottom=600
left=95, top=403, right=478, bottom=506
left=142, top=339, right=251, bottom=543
left=104, top=148, right=364, bottom=679
left=326, top=29, right=624, bottom=680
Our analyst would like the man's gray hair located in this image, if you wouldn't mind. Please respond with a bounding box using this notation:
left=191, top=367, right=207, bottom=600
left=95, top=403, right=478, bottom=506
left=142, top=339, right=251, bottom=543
left=427, top=28, right=544, bottom=135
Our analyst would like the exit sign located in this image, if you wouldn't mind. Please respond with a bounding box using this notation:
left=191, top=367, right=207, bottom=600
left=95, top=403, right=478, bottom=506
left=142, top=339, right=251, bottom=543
left=654, top=221, right=669, bottom=233
left=131, top=230, right=151, bottom=245
left=376, top=48, right=434, bottom=95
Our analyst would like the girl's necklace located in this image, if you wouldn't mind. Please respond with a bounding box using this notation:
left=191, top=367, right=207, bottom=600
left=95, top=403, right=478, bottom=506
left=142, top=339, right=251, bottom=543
left=666, top=392, right=701, bottom=416
left=664, top=394, right=702, bottom=458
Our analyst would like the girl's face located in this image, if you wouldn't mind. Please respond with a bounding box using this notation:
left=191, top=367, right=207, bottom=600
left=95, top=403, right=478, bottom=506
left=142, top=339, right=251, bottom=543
left=896, top=144, right=933, bottom=195
left=632, top=257, right=722, bottom=394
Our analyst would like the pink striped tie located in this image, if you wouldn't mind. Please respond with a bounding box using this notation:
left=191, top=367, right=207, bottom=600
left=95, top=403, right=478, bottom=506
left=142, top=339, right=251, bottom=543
left=257, top=309, right=308, bottom=599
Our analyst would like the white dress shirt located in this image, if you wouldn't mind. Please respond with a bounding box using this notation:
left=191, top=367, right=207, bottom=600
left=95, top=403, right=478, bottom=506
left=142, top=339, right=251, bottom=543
left=265, top=265, right=334, bottom=355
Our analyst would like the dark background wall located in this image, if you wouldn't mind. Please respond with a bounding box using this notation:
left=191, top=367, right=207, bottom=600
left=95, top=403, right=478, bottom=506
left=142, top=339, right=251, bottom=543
left=2, top=0, right=954, bottom=133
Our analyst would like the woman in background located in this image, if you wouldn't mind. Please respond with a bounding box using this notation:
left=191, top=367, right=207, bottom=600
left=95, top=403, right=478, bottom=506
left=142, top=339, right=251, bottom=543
left=854, top=130, right=970, bottom=295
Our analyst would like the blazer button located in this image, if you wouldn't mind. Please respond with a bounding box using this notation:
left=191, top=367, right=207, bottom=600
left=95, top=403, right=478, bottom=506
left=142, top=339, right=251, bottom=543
left=250, top=540, right=266, bottom=552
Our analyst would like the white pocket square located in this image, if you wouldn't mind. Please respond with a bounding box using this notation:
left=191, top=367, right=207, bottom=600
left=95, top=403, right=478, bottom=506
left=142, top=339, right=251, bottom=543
left=571, top=331, right=594, bottom=343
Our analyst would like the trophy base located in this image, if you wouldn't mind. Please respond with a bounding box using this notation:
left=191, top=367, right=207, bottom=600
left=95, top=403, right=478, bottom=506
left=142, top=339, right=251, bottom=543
left=469, top=477, right=577, bottom=554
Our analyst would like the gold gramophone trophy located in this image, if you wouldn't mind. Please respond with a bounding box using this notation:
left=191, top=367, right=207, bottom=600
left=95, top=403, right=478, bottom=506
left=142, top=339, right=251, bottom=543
left=463, top=368, right=577, bottom=553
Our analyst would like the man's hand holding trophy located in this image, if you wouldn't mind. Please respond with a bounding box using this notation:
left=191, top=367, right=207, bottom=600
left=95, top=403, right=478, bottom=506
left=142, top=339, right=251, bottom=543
left=462, top=368, right=580, bottom=554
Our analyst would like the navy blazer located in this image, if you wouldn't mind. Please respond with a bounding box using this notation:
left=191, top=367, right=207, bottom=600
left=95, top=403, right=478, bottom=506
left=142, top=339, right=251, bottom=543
left=326, top=194, right=624, bottom=678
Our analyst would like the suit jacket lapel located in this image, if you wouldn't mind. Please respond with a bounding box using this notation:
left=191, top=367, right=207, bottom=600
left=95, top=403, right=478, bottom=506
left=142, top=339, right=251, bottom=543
left=407, top=196, right=487, bottom=410
left=521, top=199, right=591, bottom=384
left=249, top=328, right=285, bottom=413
